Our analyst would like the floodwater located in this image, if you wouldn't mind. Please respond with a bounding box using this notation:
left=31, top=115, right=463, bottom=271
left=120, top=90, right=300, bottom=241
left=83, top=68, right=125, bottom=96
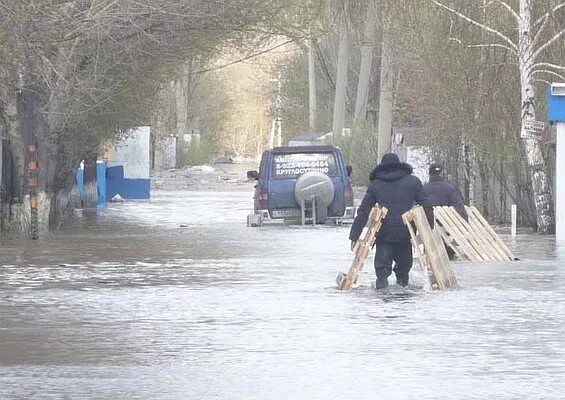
left=0, top=165, right=564, bottom=399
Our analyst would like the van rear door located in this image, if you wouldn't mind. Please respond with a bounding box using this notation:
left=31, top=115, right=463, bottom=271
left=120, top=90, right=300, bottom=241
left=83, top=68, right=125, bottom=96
left=268, top=151, right=339, bottom=212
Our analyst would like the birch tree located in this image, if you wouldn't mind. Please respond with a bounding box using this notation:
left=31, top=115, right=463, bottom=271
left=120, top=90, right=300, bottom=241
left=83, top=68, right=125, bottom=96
left=431, top=0, right=565, bottom=233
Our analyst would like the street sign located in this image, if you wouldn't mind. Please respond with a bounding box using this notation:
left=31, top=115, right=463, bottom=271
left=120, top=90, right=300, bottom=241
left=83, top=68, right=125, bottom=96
left=521, top=119, right=544, bottom=140
left=523, top=120, right=544, bottom=131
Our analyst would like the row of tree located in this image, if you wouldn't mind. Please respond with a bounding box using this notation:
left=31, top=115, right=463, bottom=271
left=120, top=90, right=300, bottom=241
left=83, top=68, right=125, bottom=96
left=272, top=0, right=564, bottom=232
left=1, top=0, right=563, bottom=234
left=152, top=0, right=564, bottom=232
left=0, top=0, right=297, bottom=234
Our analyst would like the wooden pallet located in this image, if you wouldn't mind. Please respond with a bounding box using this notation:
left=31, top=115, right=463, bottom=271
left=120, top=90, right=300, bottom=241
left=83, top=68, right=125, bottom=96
left=402, top=206, right=458, bottom=290
left=336, top=205, right=388, bottom=291
left=434, top=206, right=516, bottom=262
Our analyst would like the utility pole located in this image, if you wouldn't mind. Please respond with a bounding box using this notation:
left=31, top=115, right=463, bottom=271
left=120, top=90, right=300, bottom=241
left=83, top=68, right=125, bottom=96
left=308, top=36, right=317, bottom=133
left=377, top=13, right=394, bottom=161
left=273, top=74, right=282, bottom=147
left=276, top=75, right=282, bottom=147
left=332, top=10, right=349, bottom=139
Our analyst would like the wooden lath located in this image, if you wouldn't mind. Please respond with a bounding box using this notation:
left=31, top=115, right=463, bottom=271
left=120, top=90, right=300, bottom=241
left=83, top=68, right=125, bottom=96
left=336, top=205, right=388, bottom=291
left=433, top=206, right=516, bottom=262
left=402, top=206, right=458, bottom=290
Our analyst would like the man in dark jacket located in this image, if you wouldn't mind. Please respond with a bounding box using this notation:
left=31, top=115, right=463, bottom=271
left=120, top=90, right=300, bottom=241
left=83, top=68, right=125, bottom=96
left=423, top=163, right=467, bottom=260
left=349, top=153, right=433, bottom=289
left=423, top=163, right=468, bottom=221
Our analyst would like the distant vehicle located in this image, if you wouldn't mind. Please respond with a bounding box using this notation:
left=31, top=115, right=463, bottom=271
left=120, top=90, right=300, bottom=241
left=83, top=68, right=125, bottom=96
left=246, top=145, right=355, bottom=226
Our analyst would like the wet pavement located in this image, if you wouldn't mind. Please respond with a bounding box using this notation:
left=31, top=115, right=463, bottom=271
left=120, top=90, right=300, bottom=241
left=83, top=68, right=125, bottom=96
left=0, top=163, right=564, bottom=399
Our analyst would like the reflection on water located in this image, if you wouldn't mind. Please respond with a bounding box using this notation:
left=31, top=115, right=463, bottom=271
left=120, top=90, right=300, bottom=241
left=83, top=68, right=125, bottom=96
left=1, top=181, right=564, bottom=399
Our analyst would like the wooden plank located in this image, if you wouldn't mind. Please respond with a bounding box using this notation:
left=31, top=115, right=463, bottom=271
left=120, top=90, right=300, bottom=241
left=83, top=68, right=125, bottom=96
left=434, top=222, right=465, bottom=260
left=403, top=211, right=432, bottom=290
left=337, top=205, right=388, bottom=291
left=463, top=207, right=507, bottom=260
left=432, top=227, right=457, bottom=288
left=428, top=204, right=515, bottom=263
left=467, top=217, right=508, bottom=261
left=434, top=207, right=484, bottom=262
left=468, top=206, right=514, bottom=261
left=434, top=220, right=467, bottom=260
left=436, top=206, right=510, bottom=262
left=413, top=207, right=457, bottom=289
left=449, top=206, right=508, bottom=262
left=467, top=206, right=516, bottom=261
left=403, top=207, right=457, bottom=290
left=440, top=206, right=502, bottom=262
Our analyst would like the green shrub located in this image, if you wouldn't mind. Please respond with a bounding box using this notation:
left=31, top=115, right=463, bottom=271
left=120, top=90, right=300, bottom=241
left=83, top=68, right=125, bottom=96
left=181, top=139, right=214, bottom=166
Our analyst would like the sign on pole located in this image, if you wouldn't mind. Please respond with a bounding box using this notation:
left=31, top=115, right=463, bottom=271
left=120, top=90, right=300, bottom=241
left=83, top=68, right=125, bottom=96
left=520, top=119, right=544, bottom=140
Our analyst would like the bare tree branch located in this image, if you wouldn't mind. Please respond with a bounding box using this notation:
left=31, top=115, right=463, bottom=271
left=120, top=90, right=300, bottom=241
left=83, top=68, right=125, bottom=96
left=0, top=2, right=15, bottom=15
left=495, top=1, right=521, bottom=22
left=431, top=0, right=518, bottom=52
left=531, top=69, right=565, bottom=81
left=533, top=15, right=551, bottom=48
left=467, top=43, right=517, bottom=53
left=533, top=78, right=552, bottom=85
left=530, top=62, right=565, bottom=73
left=533, top=28, right=565, bottom=60
left=534, top=2, right=565, bottom=26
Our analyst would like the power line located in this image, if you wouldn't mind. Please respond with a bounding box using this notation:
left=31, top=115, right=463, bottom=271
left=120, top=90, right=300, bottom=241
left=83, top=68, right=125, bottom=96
left=190, top=40, right=296, bottom=75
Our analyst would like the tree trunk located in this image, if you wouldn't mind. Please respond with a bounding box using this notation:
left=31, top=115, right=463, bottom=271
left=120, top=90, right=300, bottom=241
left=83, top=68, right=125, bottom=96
left=332, top=11, right=350, bottom=138
left=268, top=118, right=276, bottom=149
left=18, top=85, right=41, bottom=238
left=377, top=14, right=394, bottom=160
left=4, top=92, right=24, bottom=205
left=499, top=158, right=507, bottom=224
left=1, top=139, right=14, bottom=227
left=176, top=63, right=190, bottom=138
left=462, top=141, right=474, bottom=205
left=479, top=156, right=489, bottom=219
left=354, top=0, right=378, bottom=123
left=82, top=153, right=98, bottom=208
left=308, top=35, right=317, bottom=133
left=518, top=0, right=555, bottom=233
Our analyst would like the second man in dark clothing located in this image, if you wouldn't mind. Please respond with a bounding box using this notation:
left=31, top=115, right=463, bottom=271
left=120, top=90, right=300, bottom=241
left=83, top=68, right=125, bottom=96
left=423, top=163, right=468, bottom=221
left=423, top=162, right=468, bottom=260
left=349, top=153, right=433, bottom=289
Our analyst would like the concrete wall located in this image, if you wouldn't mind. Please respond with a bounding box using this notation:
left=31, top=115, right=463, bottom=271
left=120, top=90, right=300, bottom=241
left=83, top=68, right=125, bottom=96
left=105, top=126, right=151, bottom=199
left=107, top=126, right=151, bottom=179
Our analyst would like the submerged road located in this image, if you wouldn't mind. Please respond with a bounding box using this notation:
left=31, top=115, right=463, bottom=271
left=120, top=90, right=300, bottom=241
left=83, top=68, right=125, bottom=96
left=0, top=164, right=563, bottom=399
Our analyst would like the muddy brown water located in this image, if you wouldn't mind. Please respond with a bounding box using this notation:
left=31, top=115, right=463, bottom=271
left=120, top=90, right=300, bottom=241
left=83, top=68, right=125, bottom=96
left=0, top=164, right=564, bottom=399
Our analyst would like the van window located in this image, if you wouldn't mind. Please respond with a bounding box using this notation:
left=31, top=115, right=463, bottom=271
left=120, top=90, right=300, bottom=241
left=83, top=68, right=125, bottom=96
left=271, top=152, right=338, bottom=179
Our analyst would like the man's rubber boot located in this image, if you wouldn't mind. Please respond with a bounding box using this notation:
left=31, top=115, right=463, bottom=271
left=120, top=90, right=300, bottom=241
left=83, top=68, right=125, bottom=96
left=396, top=274, right=409, bottom=287
left=375, top=278, right=389, bottom=289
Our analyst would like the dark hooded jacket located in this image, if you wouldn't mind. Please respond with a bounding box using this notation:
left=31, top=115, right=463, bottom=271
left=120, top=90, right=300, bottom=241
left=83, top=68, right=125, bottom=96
left=349, top=162, right=433, bottom=243
left=422, top=175, right=468, bottom=221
